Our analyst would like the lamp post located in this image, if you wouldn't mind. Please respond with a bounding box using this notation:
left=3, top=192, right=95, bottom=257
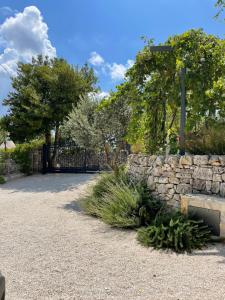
left=149, top=45, right=186, bottom=155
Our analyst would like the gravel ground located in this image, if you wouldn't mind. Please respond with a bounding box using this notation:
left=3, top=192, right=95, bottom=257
left=1, top=174, right=225, bottom=300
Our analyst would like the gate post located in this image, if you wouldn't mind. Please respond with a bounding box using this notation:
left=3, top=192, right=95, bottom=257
left=42, top=144, right=48, bottom=174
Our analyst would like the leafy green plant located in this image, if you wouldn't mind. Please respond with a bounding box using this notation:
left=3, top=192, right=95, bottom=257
left=83, top=169, right=163, bottom=228
left=0, top=175, right=6, bottom=184
left=137, top=212, right=211, bottom=253
left=98, top=181, right=141, bottom=228
left=11, top=139, right=43, bottom=175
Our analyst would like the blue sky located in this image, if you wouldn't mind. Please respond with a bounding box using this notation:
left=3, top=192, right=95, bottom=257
left=0, top=0, right=224, bottom=114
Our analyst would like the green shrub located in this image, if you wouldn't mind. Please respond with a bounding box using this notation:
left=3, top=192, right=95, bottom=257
left=0, top=175, right=6, bottom=184
left=186, top=122, right=225, bottom=155
left=83, top=170, right=163, bottom=228
left=11, top=139, right=43, bottom=175
left=97, top=181, right=141, bottom=228
left=137, top=212, right=211, bottom=253
left=134, top=183, right=164, bottom=226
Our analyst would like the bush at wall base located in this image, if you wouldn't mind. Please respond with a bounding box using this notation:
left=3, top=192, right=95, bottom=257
left=137, top=211, right=211, bottom=253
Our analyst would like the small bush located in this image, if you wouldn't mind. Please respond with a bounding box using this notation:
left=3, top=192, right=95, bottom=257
left=11, top=139, right=43, bottom=174
left=83, top=169, right=163, bottom=228
left=186, top=122, right=225, bottom=155
left=137, top=212, right=211, bottom=253
left=0, top=175, right=6, bottom=184
left=98, top=181, right=141, bottom=228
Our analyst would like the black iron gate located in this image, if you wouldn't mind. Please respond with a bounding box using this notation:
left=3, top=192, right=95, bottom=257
left=42, top=143, right=100, bottom=173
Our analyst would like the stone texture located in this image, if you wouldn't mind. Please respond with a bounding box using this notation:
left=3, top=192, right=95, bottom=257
left=193, top=167, right=213, bottom=181
left=127, top=154, right=225, bottom=204
left=169, top=177, right=180, bottom=184
left=147, top=176, right=155, bottom=191
left=220, top=183, right=225, bottom=197
left=193, top=179, right=206, bottom=191
left=158, top=177, right=169, bottom=184
left=213, top=174, right=222, bottom=182
left=211, top=182, right=220, bottom=194
left=176, top=184, right=192, bottom=194
left=179, top=155, right=193, bottom=166
left=209, top=155, right=220, bottom=166
left=193, top=155, right=209, bottom=165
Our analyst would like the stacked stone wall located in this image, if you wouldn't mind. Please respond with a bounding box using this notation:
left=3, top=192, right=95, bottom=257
left=127, top=154, right=225, bottom=206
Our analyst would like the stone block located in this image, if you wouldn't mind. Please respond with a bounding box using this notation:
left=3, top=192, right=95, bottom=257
left=176, top=172, right=192, bottom=179
left=155, top=156, right=165, bottom=166
left=193, top=167, right=213, bottom=181
left=147, top=176, right=155, bottom=191
left=176, top=183, right=192, bottom=194
left=179, top=155, right=193, bottom=166
left=181, top=194, right=225, bottom=238
left=152, top=166, right=162, bottom=177
left=206, top=181, right=212, bottom=193
left=211, top=181, right=220, bottom=194
left=193, top=179, right=206, bottom=191
left=169, top=177, right=180, bottom=184
left=219, top=156, right=225, bottom=166
left=213, top=174, right=222, bottom=182
left=158, top=177, right=169, bottom=184
left=193, top=155, right=209, bottom=165
left=220, top=183, right=225, bottom=197
left=165, top=155, right=179, bottom=168
left=157, top=184, right=169, bottom=194
left=212, top=167, right=225, bottom=175
left=209, top=155, right=220, bottom=166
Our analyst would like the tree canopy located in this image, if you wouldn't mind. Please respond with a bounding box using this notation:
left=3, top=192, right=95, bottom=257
left=109, top=29, right=225, bottom=154
left=3, top=55, right=97, bottom=144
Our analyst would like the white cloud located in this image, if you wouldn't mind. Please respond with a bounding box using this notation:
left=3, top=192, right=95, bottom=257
left=108, top=63, right=127, bottom=80
left=88, top=51, right=134, bottom=81
left=0, top=6, right=56, bottom=114
left=97, top=91, right=110, bottom=100
left=88, top=51, right=104, bottom=66
left=108, top=59, right=134, bottom=81
left=88, top=91, right=109, bottom=101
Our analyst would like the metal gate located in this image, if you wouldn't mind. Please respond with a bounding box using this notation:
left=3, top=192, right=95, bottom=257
left=42, top=143, right=100, bottom=173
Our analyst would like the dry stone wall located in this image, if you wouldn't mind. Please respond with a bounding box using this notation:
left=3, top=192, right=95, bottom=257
left=127, top=154, right=225, bottom=206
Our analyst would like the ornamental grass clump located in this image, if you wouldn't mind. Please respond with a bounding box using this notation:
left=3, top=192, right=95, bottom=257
left=82, top=169, right=163, bottom=228
left=137, top=211, right=211, bottom=253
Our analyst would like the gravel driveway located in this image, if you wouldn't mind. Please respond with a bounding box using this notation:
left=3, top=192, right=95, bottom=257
left=1, top=174, right=225, bottom=300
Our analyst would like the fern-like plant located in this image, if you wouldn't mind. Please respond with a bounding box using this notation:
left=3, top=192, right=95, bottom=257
left=137, top=212, right=211, bottom=253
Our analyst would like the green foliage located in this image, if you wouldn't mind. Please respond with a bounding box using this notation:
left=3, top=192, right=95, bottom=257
left=0, top=175, right=6, bottom=184
left=11, top=139, right=43, bottom=174
left=83, top=170, right=163, bottom=228
left=3, top=55, right=97, bottom=144
left=111, top=30, right=225, bottom=154
left=186, top=122, right=225, bottom=154
left=62, top=92, right=131, bottom=168
left=97, top=181, right=141, bottom=228
left=137, top=212, right=211, bottom=253
left=215, top=0, right=225, bottom=19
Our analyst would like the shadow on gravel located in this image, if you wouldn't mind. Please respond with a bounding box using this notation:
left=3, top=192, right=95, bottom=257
left=189, top=243, right=225, bottom=264
left=0, top=173, right=97, bottom=194
left=63, top=200, right=84, bottom=213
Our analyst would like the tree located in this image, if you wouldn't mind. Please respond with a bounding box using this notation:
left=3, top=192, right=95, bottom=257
left=113, top=29, right=225, bottom=154
left=3, top=55, right=97, bottom=164
left=61, top=92, right=131, bottom=167
left=215, top=0, right=225, bottom=19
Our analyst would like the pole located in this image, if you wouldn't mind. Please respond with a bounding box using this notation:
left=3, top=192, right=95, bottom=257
left=179, top=67, right=186, bottom=156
